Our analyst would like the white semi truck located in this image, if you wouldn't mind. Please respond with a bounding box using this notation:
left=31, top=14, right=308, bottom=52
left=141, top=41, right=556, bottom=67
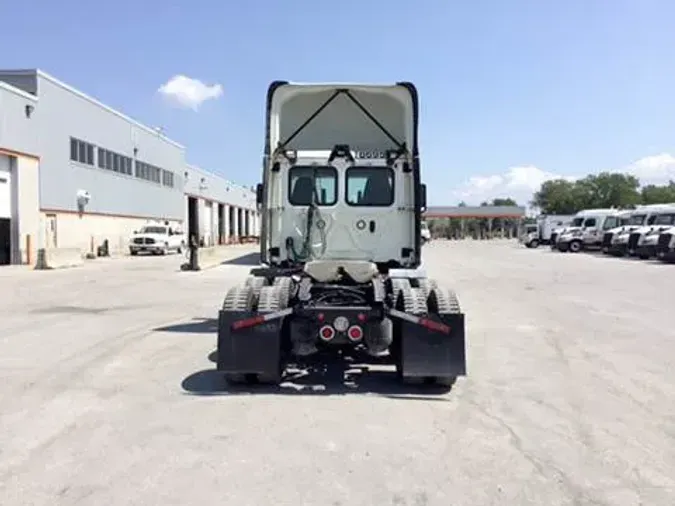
left=602, top=204, right=675, bottom=256
left=216, top=81, right=466, bottom=387
left=627, top=205, right=675, bottom=259
left=555, top=208, right=626, bottom=253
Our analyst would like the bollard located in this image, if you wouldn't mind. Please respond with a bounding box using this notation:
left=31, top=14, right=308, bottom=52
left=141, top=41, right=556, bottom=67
left=183, top=234, right=200, bottom=271
left=26, top=234, right=32, bottom=265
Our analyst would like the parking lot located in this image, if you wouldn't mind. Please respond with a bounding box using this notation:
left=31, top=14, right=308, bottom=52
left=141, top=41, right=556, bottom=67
left=0, top=240, right=673, bottom=505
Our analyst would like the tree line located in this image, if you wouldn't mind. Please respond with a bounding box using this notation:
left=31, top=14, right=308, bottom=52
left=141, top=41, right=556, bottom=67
left=427, top=172, right=675, bottom=239
left=532, top=172, right=675, bottom=215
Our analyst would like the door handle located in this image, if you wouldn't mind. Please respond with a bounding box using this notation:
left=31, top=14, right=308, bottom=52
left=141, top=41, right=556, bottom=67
left=369, top=220, right=376, bottom=233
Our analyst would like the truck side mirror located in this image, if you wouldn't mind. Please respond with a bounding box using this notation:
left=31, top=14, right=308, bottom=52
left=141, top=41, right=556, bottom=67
left=420, top=184, right=427, bottom=212
left=256, top=183, right=263, bottom=205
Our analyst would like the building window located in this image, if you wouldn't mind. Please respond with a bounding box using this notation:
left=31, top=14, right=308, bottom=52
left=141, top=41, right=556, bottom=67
left=134, top=159, right=166, bottom=184
left=97, top=147, right=105, bottom=168
left=162, top=170, right=175, bottom=188
left=69, top=137, right=95, bottom=166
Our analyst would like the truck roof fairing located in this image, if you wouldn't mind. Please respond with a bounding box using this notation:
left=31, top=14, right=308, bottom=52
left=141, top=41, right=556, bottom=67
left=263, top=81, right=420, bottom=166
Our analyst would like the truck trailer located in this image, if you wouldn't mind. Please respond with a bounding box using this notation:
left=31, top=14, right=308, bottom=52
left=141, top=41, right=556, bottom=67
left=215, top=81, right=467, bottom=387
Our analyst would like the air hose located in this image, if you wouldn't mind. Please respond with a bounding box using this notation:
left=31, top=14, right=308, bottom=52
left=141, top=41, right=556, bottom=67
left=287, top=173, right=328, bottom=262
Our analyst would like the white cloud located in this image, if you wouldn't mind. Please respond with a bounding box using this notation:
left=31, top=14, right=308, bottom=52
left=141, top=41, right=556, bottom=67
left=450, top=153, right=675, bottom=207
left=624, top=153, right=675, bottom=182
left=157, top=75, right=223, bottom=110
left=451, top=165, right=577, bottom=206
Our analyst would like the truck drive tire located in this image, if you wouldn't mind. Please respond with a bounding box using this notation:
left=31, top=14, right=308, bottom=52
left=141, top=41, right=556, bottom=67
left=569, top=240, right=582, bottom=253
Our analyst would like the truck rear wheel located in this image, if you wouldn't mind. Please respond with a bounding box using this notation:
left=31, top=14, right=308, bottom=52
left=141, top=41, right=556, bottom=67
left=395, top=280, right=460, bottom=388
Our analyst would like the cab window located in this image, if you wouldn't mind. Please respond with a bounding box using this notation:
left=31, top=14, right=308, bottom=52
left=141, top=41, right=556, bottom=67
left=288, top=166, right=337, bottom=206
left=346, top=167, right=395, bottom=206
left=654, top=213, right=675, bottom=225
left=583, top=218, right=597, bottom=227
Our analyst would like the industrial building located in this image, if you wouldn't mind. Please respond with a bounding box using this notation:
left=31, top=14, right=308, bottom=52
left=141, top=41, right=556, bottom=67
left=0, top=69, right=258, bottom=266
left=184, top=164, right=257, bottom=247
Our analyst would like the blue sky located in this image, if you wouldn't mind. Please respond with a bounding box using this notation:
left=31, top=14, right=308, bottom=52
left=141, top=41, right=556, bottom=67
left=3, top=0, right=675, bottom=205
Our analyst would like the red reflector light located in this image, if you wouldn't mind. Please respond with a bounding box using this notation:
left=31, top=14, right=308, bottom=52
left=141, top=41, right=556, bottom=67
left=419, top=318, right=451, bottom=334
left=232, top=315, right=266, bottom=330
left=319, top=325, right=335, bottom=341
left=317, top=313, right=325, bottom=322
left=347, top=325, right=363, bottom=341
left=357, top=313, right=367, bottom=322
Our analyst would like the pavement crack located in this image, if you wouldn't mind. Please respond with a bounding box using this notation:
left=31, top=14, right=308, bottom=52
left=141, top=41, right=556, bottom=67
left=467, top=398, right=612, bottom=506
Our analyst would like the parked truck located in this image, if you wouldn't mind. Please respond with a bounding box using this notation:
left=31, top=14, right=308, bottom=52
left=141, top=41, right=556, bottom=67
left=555, top=208, right=625, bottom=253
left=627, top=205, right=675, bottom=260
left=602, top=204, right=675, bottom=256
left=129, top=222, right=185, bottom=255
left=521, top=214, right=574, bottom=248
left=215, top=81, right=466, bottom=387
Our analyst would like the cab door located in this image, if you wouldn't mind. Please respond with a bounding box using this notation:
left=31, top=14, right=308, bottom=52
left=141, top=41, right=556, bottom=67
left=582, top=217, right=599, bottom=245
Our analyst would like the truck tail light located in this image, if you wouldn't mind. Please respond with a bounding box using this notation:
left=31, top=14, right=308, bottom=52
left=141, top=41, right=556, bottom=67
left=319, top=325, right=335, bottom=341
left=347, top=325, right=363, bottom=341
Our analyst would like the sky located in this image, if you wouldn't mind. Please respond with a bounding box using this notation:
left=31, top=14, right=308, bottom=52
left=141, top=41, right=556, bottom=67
left=2, top=0, right=675, bottom=207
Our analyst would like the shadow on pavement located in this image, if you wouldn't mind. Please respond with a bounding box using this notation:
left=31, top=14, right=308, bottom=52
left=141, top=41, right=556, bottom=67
left=154, top=317, right=218, bottom=334
left=182, top=352, right=454, bottom=400
left=221, top=252, right=260, bottom=266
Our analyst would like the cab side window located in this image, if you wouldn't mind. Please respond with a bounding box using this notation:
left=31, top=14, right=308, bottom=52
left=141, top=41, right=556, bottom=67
left=584, top=218, right=597, bottom=228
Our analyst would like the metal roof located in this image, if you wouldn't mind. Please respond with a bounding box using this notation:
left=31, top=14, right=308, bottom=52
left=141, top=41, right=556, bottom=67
left=425, top=206, right=526, bottom=218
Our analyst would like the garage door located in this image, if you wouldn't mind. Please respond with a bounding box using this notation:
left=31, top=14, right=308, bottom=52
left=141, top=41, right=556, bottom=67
left=0, top=155, right=10, bottom=219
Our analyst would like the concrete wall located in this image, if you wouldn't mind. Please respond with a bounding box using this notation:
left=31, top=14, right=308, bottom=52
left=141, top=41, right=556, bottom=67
left=40, top=211, right=182, bottom=256
left=15, top=156, right=40, bottom=264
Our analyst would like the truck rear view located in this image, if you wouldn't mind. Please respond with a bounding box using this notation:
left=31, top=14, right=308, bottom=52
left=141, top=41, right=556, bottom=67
left=216, top=81, right=467, bottom=387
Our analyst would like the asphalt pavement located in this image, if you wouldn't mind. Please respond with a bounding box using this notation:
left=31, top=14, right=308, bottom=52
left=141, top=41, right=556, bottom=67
left=0, top=241, right=673, bottom=505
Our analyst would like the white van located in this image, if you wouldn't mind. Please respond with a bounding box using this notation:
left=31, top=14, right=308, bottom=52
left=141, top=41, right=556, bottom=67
left=555, top=208, right=625, bottom=253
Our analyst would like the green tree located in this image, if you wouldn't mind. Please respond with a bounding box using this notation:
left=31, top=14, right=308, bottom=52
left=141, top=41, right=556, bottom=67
left=533, top=172, right=641, bottom=213
left=576, top=172, right=641, bottom=209
left=641, top=181, right=675, bottom=204
left=491, top=197, right=518, bottom=207
left=532, top=179, right=582, bottom=214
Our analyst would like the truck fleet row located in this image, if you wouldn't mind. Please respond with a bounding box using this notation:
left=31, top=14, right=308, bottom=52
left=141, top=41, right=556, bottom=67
left=520, top=204, right=675, bottom=262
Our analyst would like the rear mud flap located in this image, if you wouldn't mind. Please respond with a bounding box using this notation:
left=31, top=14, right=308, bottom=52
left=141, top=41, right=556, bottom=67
left=216, top=310, right=282, bottom=375
left=401, top=313, right=466, bottom=378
